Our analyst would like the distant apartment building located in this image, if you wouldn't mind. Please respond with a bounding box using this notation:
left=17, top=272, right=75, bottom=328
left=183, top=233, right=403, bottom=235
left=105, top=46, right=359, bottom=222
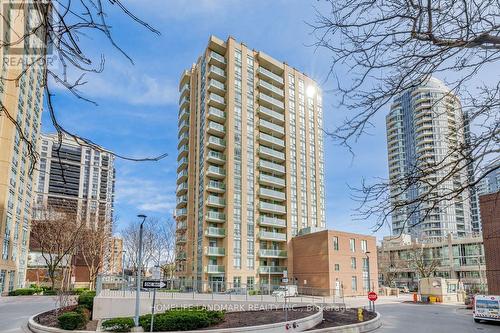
left=479, top=192, right=500, bottom=295
left=35, top=133, right=116, bottom=227
left=377, top=233, right=486, bottom=292
left=174, top=36, right=326, bottom=289
left=471, top=163, right=499, bottom=232
left=0, top=6, right=46, bottom=293
left=386, top=77, right=473, bottom=238
left=108, top=237, right=124, bottom=275
left=292, top=229, right=378, bottom=297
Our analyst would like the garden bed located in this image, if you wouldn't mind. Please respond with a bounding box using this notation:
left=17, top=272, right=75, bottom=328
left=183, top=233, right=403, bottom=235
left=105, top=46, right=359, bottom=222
left=35, top=306, right=98, bottom=331
left=307, top=308, right=376, bottom=330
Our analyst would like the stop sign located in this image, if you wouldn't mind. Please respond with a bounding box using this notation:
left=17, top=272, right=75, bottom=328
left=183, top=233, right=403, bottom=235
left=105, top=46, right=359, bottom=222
left=368, top=291, right=378, bottom=301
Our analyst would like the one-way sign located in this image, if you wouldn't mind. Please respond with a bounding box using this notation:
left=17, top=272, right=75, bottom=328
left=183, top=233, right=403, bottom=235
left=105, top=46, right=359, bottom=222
left=143, top=280, right=167, bottom=289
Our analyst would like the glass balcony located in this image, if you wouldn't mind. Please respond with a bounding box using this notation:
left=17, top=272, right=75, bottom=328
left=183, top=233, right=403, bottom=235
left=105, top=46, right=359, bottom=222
left=208, top=79, right=225, bottom=94
left=258, top=80, right=284, bottom=97
left=207, top=150, right=225, bottom=164
left=178, top=132, right=189, bottom=146
left=259, top=119, right=285, bottom=136
left=259, top=201, right=286, bottom=214
left=258, top=67, right=284, bottom=85
left=208, top=93, right=225, bottom=108
left=206, top=211, right=225, bottom=223
left=258, top=266, right=287, bottom=274
left=259, top=249, right=287, bottom=258
left=208, top=121, right=225, bottom=136
left=259, top=146, right=285, bottom=161
left=205, top=246, right=225, bottom=256
left=258, top=93, right=285, bottom=110
left=207, top=136, right=226, bottom=150
left=207, top=195, right=225, bottom=207
left=176, top=208, right=187, bottom=217
left=258, top=106, right=285, bottom=124
left=205, top=265, right=225, bottom=274
left=178, top=144, right=189, bottom=159
left=179, top=96, right=190, bottom=109
left=176, top=221, right=187, bottom=231
left=176, top=235, right=187, bottom=244
left=259, top=174, right=286, bottom=188
left=176, top=182, right=188, bottom=194
left=205, top=227, right=226, bottom=238
left=178, top=108, right=189, bottom=122
left=259, top=160, right=285, bottom=174
left=178, top=119, right=189, bottom=134
left=259, top=216, right=286, bottom=228
left=259, top=187, right=285, bottom=201
left=206, top=180, right=226, bottom=193
left=207, top=165, right=225, bottom=179
left=259, top=132, right=284, bottom=148
left=208, top=107, right=226, bottom=122
left=259, top=230, right=286, bottom=241
left=177, top=252, right=187, bottom=260
left=177, top=169, right=188, bottom=183
left=209, top=65, right=226, bottom=81
left=177, top=156, right=188, bottom=172
left=209, top=51, right=226, bottom=66
left=179, top=83, right=189, bottom=97
left=176, top=195, right=187, bottom=207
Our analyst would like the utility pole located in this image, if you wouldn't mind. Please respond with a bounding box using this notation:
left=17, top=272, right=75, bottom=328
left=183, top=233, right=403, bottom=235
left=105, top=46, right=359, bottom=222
left=133, top=214, right=147, bottom=331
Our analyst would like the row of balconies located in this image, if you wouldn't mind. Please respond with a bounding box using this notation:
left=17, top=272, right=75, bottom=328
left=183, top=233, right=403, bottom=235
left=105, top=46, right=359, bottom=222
left=204, top=265, right=287, bottom=274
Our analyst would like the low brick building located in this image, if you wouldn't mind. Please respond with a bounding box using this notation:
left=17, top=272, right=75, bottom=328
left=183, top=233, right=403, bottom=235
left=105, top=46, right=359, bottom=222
left=480, top=192, right=500, bottom=295
left=291, top=229, right=378, bottom=297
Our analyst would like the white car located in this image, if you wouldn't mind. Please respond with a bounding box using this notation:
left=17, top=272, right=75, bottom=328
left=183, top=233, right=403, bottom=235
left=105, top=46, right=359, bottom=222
left=272, top=285, right=298, bottom=297
left=473, top=295, right=500, bottom=323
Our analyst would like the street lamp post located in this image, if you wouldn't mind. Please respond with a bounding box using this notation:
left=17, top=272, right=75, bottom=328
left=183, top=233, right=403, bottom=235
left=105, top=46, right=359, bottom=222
left=122, top=250, right=127, bottom=292
left=365, top=251, right=373, bottom=312
left=134, top=214, right=147, bottom=330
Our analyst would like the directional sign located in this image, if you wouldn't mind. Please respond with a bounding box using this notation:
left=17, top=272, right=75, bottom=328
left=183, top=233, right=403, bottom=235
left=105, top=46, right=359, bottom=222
left=143, top=280, right=167, bottom=289
left=368, top=291, right=378, bottom=301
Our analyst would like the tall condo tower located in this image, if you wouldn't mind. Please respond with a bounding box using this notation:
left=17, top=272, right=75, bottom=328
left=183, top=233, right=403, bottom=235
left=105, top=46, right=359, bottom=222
left=174, top=36, right=326, bottom=289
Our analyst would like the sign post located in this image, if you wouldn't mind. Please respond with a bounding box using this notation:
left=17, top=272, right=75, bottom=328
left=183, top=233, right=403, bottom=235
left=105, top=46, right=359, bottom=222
left=147, top=266, right=162, bottom=333
left=283, top=270, right=288, bottom=323
left=368, top=291, right=378, bottom=312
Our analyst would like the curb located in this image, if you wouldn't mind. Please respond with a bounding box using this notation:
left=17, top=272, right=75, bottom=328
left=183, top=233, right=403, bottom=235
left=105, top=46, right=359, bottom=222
left=28, top=313, right=90, bottom=333
left=307, top=312, right=381, bottom=333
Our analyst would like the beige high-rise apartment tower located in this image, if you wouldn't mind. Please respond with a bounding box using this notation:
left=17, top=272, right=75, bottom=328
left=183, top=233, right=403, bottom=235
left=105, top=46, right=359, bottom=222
left=0, top=2, right=46, bottom=293
left=174, top=36, right=326, bottom=290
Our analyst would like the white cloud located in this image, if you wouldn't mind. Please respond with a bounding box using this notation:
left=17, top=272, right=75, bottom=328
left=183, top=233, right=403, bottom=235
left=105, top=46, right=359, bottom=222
left=115, top=176, right=176, bottom=214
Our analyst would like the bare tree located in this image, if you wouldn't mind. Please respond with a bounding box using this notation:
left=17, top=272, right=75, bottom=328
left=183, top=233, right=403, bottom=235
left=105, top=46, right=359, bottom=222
left=312, top=0, right=500, bottom=231
left=0, top=0, right=167, bottom=175
left=30, top=207, right=84, bottom=289
left=79, top=223, right=112, bottom=290
left=121, top=218, right=156, bottom=275
left=407, top=243, right=441, bottom=279
left=151, top=217, right=176, bottom=281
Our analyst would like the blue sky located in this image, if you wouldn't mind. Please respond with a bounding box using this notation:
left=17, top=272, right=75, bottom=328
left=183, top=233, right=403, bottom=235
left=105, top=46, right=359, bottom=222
left=42, top=0, right=392, bottom=238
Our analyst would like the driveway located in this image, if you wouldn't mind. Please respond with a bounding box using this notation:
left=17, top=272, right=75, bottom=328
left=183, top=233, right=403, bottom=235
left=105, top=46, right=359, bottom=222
left=0, top=296, right=58, bottom=333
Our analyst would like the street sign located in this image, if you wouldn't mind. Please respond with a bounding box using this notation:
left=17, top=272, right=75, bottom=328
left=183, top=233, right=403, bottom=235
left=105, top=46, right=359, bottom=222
left=368, top=291, right=378, bottom=301
left=282, top=278, right=289, bottom=283
left=143, top=280, right=167, bottom=289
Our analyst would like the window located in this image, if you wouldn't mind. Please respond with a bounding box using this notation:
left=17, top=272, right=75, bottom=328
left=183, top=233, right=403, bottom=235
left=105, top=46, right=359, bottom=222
left=349, top=239, right=356, bottom=252
left=361, top=240, right=368, bottom=252
left=351, top=276, right=357, bottom=291
left=233, top=276, right=241, bottom=288
left=351, top=257, right=357, bottom=269
left=334, top=264, right=340, bottom=271
left=333, top=236, right=339, bottom=251
left=247, top=277, right=254, bottom=290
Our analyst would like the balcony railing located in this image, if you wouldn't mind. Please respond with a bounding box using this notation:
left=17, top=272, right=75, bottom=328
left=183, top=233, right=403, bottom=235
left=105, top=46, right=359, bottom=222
left=206, top=180, right=225, bottom=192
left=259, top=230, right=287, bottom=241
left=207, top=165, right=225, bottom=178
left=259, top=93, right=285, bottom=110
left=176, top=235, right=187, bottom=243
left=258, top=106, right=284, bottom=123
left=258, top=79, right=284, bottom=97
left=176, top=221, right=187, bottom=230
left=208, top=93, right=225, bottom=107
left=208, top=121, right=225, bottom=135
left=259, top=216, right=286, bottom=228
left=206, top=211, right=225, bottom=222
left=259, top=119, right=285, bottom=136
left=259, top=249, right=287, bottom=258
left=208, top=107, right=226, bottom=121
left=205, top=247, right=225, bottom=256
left=209, top=51, right=226, bottom=65
left=258, top=67, right=284, bottom=85
left=176, top=182, right=188, bottom=194
left=259, top=201, right=286, bottom=214
left=177, top=252, right=187, bottom=260
left=258, top=266, right=287, bottom=274
left=259, top=187, right=285, bottom=201
left=176, top=195, right=187, bottom=206
left=205, top=265, right=225, bottom=274
left=208, top=79, right=225, bottom=93
left=176, top=208, right=187, bottom=217
left=205, top=227, right=226, bottom=238
left=259, top=146, right=285, bottom=161
left=207, top=136, right=226, bottom=150
left=259, top=174, right=286, bottom=187
left=177, top=169, right=188, bottom=182
left=209, top=65, right=225, bottom=80
left=207, top=150, right=225, bottom=164
left=259, top=132, right=284, bottom=148
left=207, top=195, right=225, bottom=207
left=259, top=160, right=285, bottom=174
left=177, top=156, right=188, bottom=171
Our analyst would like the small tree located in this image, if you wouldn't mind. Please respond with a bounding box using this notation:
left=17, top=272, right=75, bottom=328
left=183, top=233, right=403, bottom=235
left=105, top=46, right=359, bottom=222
left=30, top=207, right=84, bottom=290
left=407, top=243, right=441, bottom=279
left=79, top=223, right=112, bottom=290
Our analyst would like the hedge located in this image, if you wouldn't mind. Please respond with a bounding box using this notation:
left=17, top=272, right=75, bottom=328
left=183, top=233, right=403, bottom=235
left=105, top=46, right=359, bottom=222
left=78, top=291, right=96, bottom=310
left=8, top=288, right=40, bottom=296
left=101, top=317, right=135, bottom=332
left=58, top=311, right=87, bottom=330
left=139, top=308, right=224, bottom=331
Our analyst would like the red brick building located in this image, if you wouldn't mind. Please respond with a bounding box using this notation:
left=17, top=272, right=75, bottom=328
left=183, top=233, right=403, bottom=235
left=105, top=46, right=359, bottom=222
left=480, top=192, right=500, bottom=295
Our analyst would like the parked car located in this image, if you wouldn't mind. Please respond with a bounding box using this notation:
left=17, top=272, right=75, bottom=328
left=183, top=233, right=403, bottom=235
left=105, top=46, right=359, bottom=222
left=473, top=295, right=500, bottom=323
left=272, top=285, right=298, bottom=297
left=398, top=286, right=410, bottom=293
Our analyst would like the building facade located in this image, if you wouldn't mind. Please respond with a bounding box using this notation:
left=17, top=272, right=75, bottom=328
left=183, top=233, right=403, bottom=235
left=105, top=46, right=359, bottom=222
left=174, top=36, right=326, bottom=289
left=0, top=4, right=45, bottom=293
left=471, top=163, right=499, bottom=232
left=386, top=77, right=473, bottom=238
left=479, top=192, right=500, bottom=295
left=292, top=230, right=378, bottom=297
left=35, top=133, right=116, bottom=228
left=377, top=233, right=486, bottom=292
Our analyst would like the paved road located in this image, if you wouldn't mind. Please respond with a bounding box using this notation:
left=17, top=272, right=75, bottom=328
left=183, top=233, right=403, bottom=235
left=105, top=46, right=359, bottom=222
left=376, top=302, right=500, bottom=332
left=0, top=296, right=57, bottom=333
